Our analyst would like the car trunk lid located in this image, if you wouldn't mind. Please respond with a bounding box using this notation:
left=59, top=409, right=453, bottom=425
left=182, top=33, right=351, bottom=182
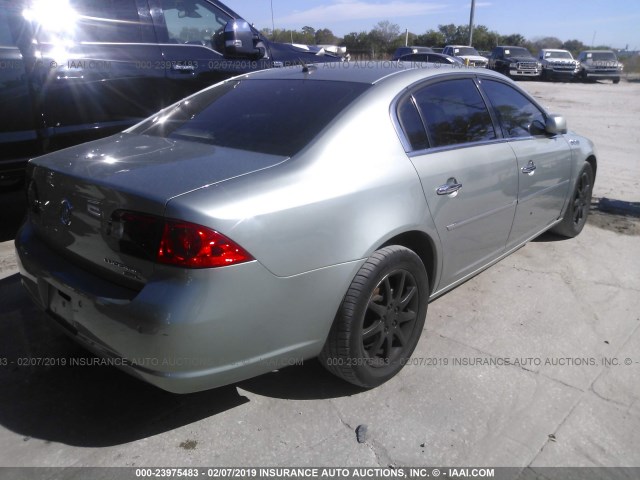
left=26, top=133, right=287, bottom=288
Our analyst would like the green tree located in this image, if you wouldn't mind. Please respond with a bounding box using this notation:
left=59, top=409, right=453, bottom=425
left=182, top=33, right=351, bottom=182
left=500, top=33, right=527, bottom=46
left=315, top=28, right=338, bottom=45
left=414, top=29, right=446, bottom=48
left=529, top=36, right=563, bottom=52
left=301, top=26, right=315, bottom=44
left=561, top=39, right=587, bottom=56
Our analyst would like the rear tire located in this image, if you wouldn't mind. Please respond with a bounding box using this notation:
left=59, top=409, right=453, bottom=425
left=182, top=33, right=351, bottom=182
left=551, top=163, right=594, bottom=238
left=319, top=246, right=428, bottom=388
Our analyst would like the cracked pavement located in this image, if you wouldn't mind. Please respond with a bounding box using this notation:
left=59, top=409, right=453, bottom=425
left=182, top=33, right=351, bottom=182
left=0, top=80, right=639, bottom=471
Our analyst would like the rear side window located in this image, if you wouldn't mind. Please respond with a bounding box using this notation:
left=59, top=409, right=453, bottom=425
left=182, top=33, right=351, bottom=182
left=397, top=96, right=429, bottom=151
left=130, top=79, right=370, bottom=157
left=481, top=79, right=545, bottom=138
left=412, top=78, right=496, bottom=147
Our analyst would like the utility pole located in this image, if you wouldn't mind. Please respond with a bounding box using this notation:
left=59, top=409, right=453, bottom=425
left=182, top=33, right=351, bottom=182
left=270, top=0, right=275, bottom=39
left=468, top=0, right=476, bottom=46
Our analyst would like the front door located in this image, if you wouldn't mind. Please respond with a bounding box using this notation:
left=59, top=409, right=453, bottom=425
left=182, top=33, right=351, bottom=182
left=479, top=78, right=572, bottom=247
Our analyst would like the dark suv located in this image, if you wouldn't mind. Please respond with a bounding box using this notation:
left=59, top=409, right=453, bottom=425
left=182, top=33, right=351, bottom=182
left=0, top=0, right=342, bottom=185
left=488, top=46, right=541, bottom=78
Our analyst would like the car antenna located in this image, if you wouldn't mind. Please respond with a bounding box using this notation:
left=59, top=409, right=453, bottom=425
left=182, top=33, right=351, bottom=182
left=299, top=58, right=316, bottom=74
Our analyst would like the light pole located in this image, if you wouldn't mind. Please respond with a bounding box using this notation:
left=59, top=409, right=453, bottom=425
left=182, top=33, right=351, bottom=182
left=468, top=0, right=476, bottom=46
left=270, top=0, right=275, bottom=38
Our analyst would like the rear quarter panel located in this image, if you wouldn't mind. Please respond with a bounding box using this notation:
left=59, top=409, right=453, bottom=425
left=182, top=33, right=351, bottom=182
left=163, top=83, right=438, bottom=278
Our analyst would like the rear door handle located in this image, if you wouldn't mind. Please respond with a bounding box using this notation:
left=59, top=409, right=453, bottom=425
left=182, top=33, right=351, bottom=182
left=437, top=178, right=463, bottom=196
left=171, top=64, right=196, bottom=73
left=521, top=160, right=537, bottom=175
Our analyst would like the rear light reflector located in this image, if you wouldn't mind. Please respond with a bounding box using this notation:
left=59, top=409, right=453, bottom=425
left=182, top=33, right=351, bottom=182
left=111, top=211, right=253, bottom=269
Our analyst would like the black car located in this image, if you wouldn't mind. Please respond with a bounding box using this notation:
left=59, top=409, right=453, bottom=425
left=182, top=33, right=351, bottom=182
left=398, top=52, right=465, bottom=65
left=0, top=0, right=342, bottom=186
left=488, top=46, right=541, bottom=79
left=391, top=46, right=433, bottom=61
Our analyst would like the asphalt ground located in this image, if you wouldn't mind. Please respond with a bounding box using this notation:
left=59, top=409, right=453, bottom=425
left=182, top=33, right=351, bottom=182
left=0, top=79, right=639, bottom=475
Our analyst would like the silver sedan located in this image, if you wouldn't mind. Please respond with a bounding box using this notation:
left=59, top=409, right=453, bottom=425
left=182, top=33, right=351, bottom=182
left=15, top=62, right=596, bottom=393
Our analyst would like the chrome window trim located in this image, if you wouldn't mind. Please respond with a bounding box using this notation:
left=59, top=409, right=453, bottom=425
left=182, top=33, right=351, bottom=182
left=391, top=73, right=502, bottom=154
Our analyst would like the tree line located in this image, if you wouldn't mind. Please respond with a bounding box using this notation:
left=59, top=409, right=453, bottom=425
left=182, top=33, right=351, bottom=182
left=261, top=22, right=613, bottom=59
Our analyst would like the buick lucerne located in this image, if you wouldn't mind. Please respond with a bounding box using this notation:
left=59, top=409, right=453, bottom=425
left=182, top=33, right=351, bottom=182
left=16, top=63, right=596, bottom=393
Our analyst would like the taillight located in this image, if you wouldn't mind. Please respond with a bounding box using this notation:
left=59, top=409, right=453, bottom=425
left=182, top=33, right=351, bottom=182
left=158, top=219, right=253, bottom=268
left=110, top=211, right=253, bottom=269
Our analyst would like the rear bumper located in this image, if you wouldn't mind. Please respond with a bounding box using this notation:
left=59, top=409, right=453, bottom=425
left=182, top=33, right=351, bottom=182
left=15, top=221, right=362, bottom=393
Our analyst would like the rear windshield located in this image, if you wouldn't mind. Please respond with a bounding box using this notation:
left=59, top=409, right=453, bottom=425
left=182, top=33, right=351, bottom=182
left=129, top=79, right=369, bottom=156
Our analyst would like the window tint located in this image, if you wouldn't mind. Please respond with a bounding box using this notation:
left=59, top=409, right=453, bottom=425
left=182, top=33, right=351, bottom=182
left=481, top=79, right=545, bottom=138
left=130, top=79, right=370, bottom=157
left=397, top=96, right=429, bottom=151
left=161, top=0, right=231, bottom=48
left=413, top=78, right=496, bottom=147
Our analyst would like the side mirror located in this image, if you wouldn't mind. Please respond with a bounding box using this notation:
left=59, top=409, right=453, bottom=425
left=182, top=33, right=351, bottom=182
left=545, top=114, right=567, bottom=135
left=223, top=20, right=260, bottom=58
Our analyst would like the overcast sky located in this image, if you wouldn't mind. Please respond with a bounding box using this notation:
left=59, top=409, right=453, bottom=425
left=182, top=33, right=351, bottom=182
left=223, top=0, right=640, bottom=50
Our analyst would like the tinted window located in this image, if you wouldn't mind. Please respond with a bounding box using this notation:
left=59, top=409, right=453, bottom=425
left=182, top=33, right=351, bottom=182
left=130, top=79, right=370, bottom=156
left=397, top=96, right=429, bottom=151
left=481, top=79, right=545, bottom=138
left=401, top=53, right=456, bottom=65
left=161, top=0, right=231, bottom=47
left=413, top=78, right=496, bottom=147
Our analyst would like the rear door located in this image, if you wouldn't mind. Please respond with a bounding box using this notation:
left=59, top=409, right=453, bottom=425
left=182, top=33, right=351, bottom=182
left=396, top=76, right=519, bottom=291
left=32, top=0, right=164, bottom=150
left=479, top=78, right=571, bottom=247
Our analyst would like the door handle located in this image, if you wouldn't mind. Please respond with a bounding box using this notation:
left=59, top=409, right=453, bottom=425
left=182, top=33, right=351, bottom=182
left=171, top=64, right=196, bottom=73
left=521, top=160, right=537, bottom=175
left=436, top=178, right=463, bottom=196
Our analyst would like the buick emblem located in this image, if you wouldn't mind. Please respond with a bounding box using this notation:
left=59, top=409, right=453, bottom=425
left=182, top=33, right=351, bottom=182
left=59, top=199, right=73, bottom=226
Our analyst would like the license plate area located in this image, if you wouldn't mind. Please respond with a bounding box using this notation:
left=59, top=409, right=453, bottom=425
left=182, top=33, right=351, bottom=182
left=48, top=285, right=76, bottom=323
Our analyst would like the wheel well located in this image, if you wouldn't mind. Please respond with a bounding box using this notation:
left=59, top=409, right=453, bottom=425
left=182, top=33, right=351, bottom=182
left=380, top=231, right=437, bottom=294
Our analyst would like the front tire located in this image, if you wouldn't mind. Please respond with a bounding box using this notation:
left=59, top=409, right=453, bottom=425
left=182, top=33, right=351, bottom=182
left=319, top=246, right=428, bottom=388
left=551, top=163, right=594, bottom=238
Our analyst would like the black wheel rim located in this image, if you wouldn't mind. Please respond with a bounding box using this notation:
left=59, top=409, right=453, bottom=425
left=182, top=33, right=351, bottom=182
left=361, top=269, right=420, bottom=367
left=572, top=170, right=591, bottom=227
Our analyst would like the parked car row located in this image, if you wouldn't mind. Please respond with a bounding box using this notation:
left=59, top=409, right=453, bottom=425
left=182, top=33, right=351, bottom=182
left=395, top=45, right=624, bottom=84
